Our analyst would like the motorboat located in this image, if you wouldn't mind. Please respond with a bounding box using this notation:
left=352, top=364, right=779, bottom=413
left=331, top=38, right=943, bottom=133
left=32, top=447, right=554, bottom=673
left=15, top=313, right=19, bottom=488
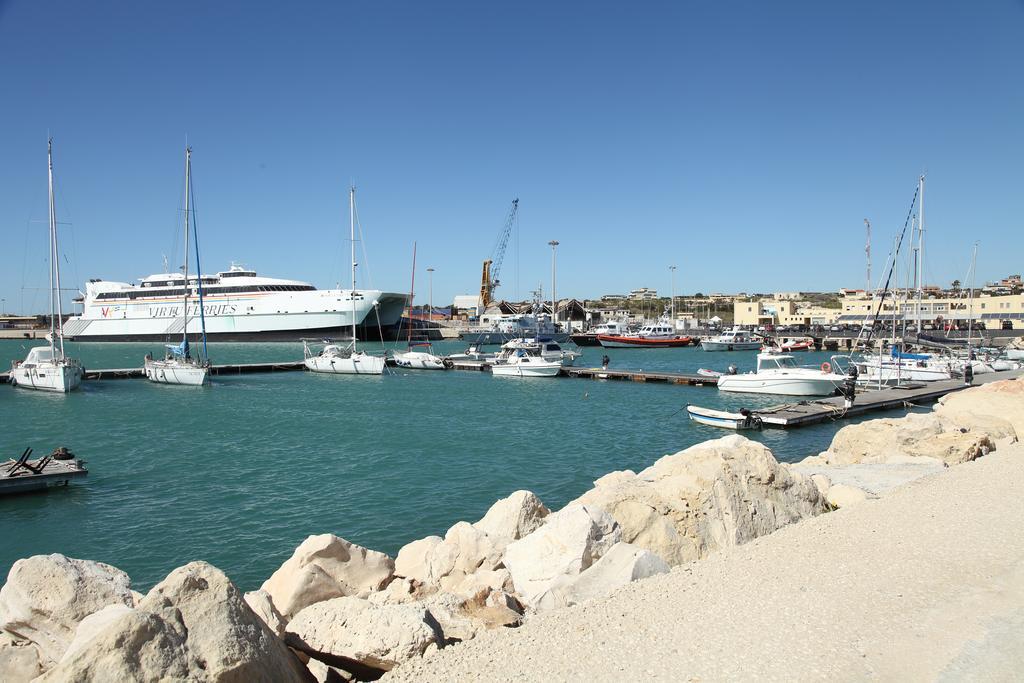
left=700, top=328, right=763, bottom=352
left=490, top=338, right=566, bottom=377
left=779, top=337, right=814, bottom=352
left=303, top=187, right=386, bottom=376
left=686, top=405, right=763, bottom=430
left=598, top=318, right=693, bottom=348
left=716, top=352, right=846, bottom=396
left=495, top=338, right=580, bottom=366
left=145, top=147, right=210, bottom=387
left=303, top=340, right=386, bottom=375
left=855, top=347, right=954, bottom=384
left=571, top=319, right=631, bottom=347
left=10, top=140, right=83, bottom=393
left=1005, top=337, right=1024, bottom=361
left=490, top=351, right=563, bottom=377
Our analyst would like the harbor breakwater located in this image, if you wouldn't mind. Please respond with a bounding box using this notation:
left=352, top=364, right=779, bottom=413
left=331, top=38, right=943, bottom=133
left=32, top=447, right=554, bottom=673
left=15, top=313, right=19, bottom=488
left=1, top=378, right=1021, bottom=681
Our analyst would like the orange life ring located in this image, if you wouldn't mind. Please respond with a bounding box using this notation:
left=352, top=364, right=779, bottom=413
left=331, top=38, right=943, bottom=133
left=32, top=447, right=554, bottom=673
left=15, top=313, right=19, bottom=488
left=820, top=362, right=831, bottom=373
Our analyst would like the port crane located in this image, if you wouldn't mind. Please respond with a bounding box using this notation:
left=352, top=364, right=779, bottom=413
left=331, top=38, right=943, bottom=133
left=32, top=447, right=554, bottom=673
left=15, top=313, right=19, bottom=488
left=479, top=198, right=519, bottom=308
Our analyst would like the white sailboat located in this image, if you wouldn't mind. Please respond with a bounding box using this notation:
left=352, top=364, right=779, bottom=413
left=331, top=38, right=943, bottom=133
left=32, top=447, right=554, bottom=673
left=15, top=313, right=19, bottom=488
left=393, top=242, right=448, bottom=370
left=145, top=147, right=210, bottom=386
left=304, top=187, right=386, bottom=375
left=9, top=140, right=84, bottom=393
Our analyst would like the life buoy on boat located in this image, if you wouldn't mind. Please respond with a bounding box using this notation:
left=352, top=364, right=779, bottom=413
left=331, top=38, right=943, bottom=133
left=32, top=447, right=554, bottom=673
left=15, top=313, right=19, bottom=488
left=820, top=362, right=832, bottom=373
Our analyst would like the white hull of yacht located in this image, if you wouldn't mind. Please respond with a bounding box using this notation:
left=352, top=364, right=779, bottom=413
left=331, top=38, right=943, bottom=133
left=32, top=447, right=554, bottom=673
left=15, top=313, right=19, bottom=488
left=1006, top=348, right=1024, bottom=361
left=10, top=361, right=83, bottom=393
left=304, top=352, right=386, bottom=375
left=393, top=351, right=447, bottom=370
left=144, top=359, right=209, bottom=386
left=490, top=360, right=562, bottom=377
left=700, top=340, right=763, bottom=351
left=717, top=373, right=842, bottom=396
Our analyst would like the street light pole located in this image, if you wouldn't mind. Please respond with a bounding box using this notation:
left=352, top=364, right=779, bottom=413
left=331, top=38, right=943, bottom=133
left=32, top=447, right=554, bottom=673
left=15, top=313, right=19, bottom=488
left=426, top=267, right=434, bottom=320
left=669, top=265, right=677, bottom=325
left=548, top=240, right=559, bottom=327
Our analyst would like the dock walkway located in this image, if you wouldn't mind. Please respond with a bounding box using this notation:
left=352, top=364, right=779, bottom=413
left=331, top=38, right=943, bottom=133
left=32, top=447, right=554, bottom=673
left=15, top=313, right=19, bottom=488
left=0, top=361, right=306, bottom=383
left=751, top=370, right=1022, bottom=429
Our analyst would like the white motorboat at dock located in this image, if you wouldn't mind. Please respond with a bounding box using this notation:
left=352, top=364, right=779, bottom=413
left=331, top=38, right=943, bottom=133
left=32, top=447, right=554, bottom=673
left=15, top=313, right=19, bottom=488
left=700, top=328, right=763, bottom=352
left=716, top=352, right=847, bottom=396
left=686, top=405, right=763, bottom=430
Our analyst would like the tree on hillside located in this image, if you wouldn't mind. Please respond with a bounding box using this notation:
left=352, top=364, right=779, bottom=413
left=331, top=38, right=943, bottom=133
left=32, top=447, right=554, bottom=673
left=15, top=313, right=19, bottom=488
left=951, top=279, right=962, bottom=294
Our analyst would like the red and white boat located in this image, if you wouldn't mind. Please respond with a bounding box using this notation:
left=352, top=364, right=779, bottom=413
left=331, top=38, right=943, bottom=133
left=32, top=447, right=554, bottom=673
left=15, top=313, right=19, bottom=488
left=598, top=319, right=693, bottom=348
left=779, top=337, right=814, bottom=352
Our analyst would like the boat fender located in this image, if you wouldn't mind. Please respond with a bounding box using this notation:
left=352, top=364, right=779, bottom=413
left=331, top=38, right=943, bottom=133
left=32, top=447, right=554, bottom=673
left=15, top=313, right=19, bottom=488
left=727, top=365, right=738, bottom=375
left=820, top=362, right=831, bottom=373
left=443, top=358, right=454, bottom=369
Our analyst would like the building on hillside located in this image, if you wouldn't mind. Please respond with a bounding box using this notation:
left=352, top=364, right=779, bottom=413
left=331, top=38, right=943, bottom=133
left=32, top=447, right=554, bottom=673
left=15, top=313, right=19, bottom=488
left=600, top=293, right=628, bottom=302
left=835, top=292, right=1024, bottom=330
left=629, top=288, right=659, bottom=301
left=733, top=298, right=841, bottom=328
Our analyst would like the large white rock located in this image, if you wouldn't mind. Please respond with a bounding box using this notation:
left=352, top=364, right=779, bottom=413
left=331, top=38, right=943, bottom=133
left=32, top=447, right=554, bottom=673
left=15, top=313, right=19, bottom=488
left=503, top=504, right=622, bottom=608
left=394, top=536, right=444, bottom=583
left=35, top=607, right=194, bottom=682
left=935, top=378, right=1024, bottom=439
left=569, top=436, right=826, bottom=568
left=244, top=588, right=288, bottom=637
left=0, top=632, right=43, bottom=683
left=534, top=542, right=670, bottom=611
left=140, top=561, right=308, bottom=682
left=393, top=523, right=504, bottom=599
left=824, top=412, right=997, bottom=467
left=59, top=604, right=135, bottom=664
left=261, top=534, right=395, bottom=619
left=473, top=490, right=550, bottom=543
left=285, top=596, right=441, bottom=673
left=0, top=554, right=134, bottom=667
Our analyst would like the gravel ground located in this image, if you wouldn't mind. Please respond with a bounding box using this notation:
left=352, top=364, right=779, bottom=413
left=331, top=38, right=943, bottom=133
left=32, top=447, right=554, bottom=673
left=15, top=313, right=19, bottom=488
left=387, top=445, right=1024, bottom=681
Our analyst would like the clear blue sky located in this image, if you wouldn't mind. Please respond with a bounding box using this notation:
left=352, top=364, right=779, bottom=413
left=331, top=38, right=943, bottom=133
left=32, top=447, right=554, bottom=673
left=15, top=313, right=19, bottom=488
left=1, top=0, right=1021, bottom=314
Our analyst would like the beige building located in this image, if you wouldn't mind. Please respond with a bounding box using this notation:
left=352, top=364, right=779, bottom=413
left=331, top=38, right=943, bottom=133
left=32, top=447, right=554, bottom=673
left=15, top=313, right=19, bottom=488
left=837, top=292, right=1024, bottom=330
left=733, top=299, right=841, bottom=328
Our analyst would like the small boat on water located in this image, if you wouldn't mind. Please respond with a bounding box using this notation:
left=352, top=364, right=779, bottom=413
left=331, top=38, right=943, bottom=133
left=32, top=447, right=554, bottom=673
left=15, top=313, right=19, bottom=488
left=686, top=405, right=763, bottom=430
left=145, top=147, right=211, bottom=386
left=392, top=244, right=448, bottom=371
left=303, top=187, right=386, bottom=376
left=445, top=345, right=497, bottom=363
left=571, top=319, right=631, bottom=347
left=1, top=447, right=87, bottom=496
left=700, top=328, right=762, bottom=352
left=598, top=319, right=693, bottom=348
left=716, top=352, right=846, bottom=396
left=10, top=140, right=84, bottom=393
left=490, top=339, right=565, bottom=377
left=779, top=337, right=814, bottom=352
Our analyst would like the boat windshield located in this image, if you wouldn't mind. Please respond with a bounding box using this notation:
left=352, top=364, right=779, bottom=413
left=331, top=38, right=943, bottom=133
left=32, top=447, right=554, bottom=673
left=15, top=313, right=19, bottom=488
left=759, top=355, right=797, bottom=371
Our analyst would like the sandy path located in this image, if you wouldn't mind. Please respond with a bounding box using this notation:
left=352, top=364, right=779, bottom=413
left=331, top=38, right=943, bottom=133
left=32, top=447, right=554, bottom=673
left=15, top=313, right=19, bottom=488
left=388, top=445, right=1024, bottom=681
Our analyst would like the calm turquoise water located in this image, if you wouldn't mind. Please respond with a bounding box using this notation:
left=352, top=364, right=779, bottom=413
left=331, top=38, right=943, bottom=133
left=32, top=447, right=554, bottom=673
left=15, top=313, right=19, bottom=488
left=1, top=338, right=869, bottom=591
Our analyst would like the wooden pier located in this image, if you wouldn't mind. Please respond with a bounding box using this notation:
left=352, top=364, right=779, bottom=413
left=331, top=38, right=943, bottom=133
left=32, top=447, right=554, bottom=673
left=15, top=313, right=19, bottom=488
left=751, top=369, right=1023, bottom=429
left=562, top=366, right=720, bottom=386
left=0, top=361, right=306, bottom=383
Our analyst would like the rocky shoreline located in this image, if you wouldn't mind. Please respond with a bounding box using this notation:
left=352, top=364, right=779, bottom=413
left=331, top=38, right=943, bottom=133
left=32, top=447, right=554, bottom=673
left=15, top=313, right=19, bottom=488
left=2, top=378, right=1021, bottom=681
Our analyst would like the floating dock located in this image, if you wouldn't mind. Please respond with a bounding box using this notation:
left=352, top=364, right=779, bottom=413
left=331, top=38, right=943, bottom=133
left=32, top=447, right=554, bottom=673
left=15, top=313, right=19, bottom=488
left=751, top=370, right=1023, bottom=429
left=562, top=367, right=720, bottom=386
left=0, top=361, right=306, bottom=383
left=1, top=452, right=88, bottom=495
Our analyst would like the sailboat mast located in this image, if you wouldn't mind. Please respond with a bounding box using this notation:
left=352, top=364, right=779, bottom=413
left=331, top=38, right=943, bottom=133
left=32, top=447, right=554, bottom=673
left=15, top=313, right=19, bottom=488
left=350, top=186, right=357, bottom=345
left=407, top=242, right=417, bottom=345
left=967, top=243, right=977, bottom=347
left=916, top=175, right=925, bottom=333
left=190, top=158, right=209, bottom=363
left=182, top=147, right=192, bottom=347
left=47, top=139, right=58, bottom=358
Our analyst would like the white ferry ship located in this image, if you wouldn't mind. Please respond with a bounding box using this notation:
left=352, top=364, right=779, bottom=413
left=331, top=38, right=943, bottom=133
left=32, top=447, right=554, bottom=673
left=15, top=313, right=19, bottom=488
left=64, top=265, right=408, bottom=342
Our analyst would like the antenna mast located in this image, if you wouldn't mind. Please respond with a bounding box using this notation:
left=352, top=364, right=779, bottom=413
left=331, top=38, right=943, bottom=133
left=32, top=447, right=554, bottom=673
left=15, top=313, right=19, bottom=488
left=864, top=219, right=871, bottom=295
